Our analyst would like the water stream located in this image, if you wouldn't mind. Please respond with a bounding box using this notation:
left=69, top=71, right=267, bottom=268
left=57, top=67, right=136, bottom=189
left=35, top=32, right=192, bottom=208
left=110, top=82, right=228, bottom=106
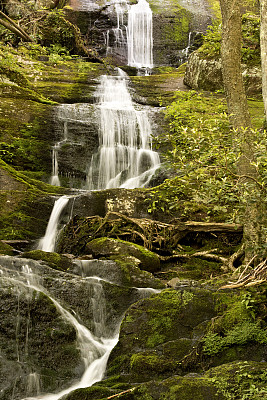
left=31, top=3, right=159, bottom=397
left=0, top=259, right=121, bottom=400
left=38, top=196, right=70, bottom=253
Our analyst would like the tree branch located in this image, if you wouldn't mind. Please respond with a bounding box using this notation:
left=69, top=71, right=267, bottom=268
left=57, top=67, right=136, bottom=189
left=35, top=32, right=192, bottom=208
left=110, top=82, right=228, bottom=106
left=0, top=10, right=34, bottom=42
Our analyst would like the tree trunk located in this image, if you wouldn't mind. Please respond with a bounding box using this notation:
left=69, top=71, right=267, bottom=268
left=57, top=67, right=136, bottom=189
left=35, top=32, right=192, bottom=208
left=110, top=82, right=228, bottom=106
left=219, top=0, right=263, bottom=260
left=219, top=0, right=251, bottom=129
left=260, top=0, right=267, bottom=119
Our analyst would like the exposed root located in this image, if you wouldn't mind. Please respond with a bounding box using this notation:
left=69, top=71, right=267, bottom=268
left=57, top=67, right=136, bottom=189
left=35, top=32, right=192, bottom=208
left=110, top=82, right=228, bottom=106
left=57, top=212, right=243, bottom=262
left=220, top=258, right=267, bottom=289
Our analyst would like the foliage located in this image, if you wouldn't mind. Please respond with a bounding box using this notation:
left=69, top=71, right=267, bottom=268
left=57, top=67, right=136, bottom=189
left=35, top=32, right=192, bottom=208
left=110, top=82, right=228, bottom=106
left=148, top=90, right=266, bottom=231
left=198, top=22, right=222, bottom=59
left=209, top=362, right=267, bottom=400
left=241, top=13, right=261, bottom=66
left=203, top=321, right=267, bottom=355
left=40, top=10, right=86, bottom=55
left=198, top=13, right=260, bottom=65
left=149, top=91, right=240, bottom=221
left=202, top=289, right=267, bottom=356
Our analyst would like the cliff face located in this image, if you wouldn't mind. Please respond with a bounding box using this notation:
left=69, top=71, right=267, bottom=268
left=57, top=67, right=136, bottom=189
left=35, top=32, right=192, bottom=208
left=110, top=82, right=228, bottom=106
left=66, top=0, right=215, bottom=66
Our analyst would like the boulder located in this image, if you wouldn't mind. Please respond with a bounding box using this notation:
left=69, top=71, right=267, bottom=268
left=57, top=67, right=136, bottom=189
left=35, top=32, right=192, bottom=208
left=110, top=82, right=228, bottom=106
left=184, top=51, right=262, bottom=95
left=85, top=237, right=161, bottom=273
left=107, top=288, right=217, bottom=381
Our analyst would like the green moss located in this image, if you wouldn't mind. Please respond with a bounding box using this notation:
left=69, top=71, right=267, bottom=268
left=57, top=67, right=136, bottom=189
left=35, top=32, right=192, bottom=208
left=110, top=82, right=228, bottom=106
left=22, top=250, right=73, bottom=272
left=130, top=71, right=184, bottom=106
left=63, top=386, right=115, bottom=400
left=206, top=361, right=267, bottom=400
left=130, top=352, right=175, bottom=375
left=202, top=290, right=267, bottom=356
left=0, top=241, right=14, bottom=255
left=86, top=237, right=160, bottom=273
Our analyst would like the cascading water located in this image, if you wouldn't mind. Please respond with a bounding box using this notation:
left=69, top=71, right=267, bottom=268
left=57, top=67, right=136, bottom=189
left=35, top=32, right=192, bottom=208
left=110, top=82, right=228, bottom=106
left=38, top=196, right=69, bottom=252
left=50, top=144, right=61, bottom=186
left=106, top=0, right=129, bottom=60
left=87, top=69, right=160, bottom=190
left=0, top=255, right=160, bottom=399
left=0, top=260, right=119, bottom=400
left=127, top=0, right=153, bottom=69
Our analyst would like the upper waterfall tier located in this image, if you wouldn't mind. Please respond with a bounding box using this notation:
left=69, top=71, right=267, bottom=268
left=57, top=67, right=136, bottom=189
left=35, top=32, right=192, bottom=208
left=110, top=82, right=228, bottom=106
left=127, top=0, right=153, bottom=68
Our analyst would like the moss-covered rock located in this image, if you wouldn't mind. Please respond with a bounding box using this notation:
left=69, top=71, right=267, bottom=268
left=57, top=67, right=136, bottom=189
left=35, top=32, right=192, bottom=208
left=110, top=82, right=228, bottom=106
left=107, top=288, right=217, bottom=381
left=74, top=256, right=163, bottom=289
left=21, top=249, right=74, bottom=271
left=86, top=237, right=161, bottom=273
left=184, top=13, right=262, bottom=95
left=0, top=240, right=14, bottom=255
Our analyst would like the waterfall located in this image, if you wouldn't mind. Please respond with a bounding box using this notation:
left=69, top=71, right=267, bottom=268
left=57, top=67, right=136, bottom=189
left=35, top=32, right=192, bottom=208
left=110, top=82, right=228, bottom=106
left=50, top=145, right=61, bottom=186
left=0, top=261, right=118, bottom=400
left=86, top=69, right=160, bottom=190
left=106, top=0, right=128, bottom=60
left=38, top=196, right=69, bottom=252
left=0, top=255, right=159, bottom=399
left=127, top=0, right=153, bottom=69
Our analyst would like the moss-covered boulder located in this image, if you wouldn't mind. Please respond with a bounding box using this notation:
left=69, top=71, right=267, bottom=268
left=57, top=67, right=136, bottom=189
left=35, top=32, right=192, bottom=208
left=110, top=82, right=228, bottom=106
left=184, top=51, right=262, bottom=95
left=85, top=237, right=161, bottom=273
left=0, top=240, right=14, bottom=255
left=0, top=160, right=63, bottom=240
left=184, top=13, right=262, bottom=95
left=107, top=288, right=217, bottom=382
left=64, top=360, right=267, bottom=400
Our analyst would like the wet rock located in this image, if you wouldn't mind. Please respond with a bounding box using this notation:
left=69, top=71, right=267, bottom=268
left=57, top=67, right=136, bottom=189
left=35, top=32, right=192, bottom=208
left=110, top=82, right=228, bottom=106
left=73, top=257, right=164, bottom=289
left=21, top=249, right=74, bottom=272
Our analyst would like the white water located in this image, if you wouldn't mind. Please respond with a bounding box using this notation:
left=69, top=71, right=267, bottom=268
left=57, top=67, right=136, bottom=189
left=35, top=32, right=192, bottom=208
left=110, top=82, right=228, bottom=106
left=87, top=69, right=160, bottom=189
left=50, top=145, right=61, bottom=186
left=38, top=196, right=69, bottom=252
left=0, top=262, right=119, bottom=400
left=106, top=0, right=128, bottom=59
left=127, top=0, right=153, bottom=69
left=26, top=373, right=41, bottom=397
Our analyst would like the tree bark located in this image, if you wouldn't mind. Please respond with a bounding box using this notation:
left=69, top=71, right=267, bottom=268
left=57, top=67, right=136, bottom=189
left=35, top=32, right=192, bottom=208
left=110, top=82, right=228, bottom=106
left=219, top=0, right=263, bottom=260
left=260, top=0, right=267, bottom=119
left=219, top=0, right=251, bottom=129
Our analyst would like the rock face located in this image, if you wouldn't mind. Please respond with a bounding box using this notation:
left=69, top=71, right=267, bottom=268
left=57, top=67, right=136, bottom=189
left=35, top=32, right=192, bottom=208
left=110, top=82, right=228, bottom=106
left=66, top=0, right=215, bottom=67
left=184, top=51, right=223, bottom=91
left=0, top=254, right=154, bottom=399
left=184, top=51, right=262, bottom=95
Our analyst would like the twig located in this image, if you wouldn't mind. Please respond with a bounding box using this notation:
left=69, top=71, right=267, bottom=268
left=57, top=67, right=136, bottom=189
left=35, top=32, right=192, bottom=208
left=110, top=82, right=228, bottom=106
left=236, top=255, right=257, bottom=282
left=106, top=388, right=136, bottom=399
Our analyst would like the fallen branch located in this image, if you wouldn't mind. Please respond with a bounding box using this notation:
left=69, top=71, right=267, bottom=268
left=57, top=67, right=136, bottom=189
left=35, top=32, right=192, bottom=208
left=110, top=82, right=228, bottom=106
left=224, top=244, right=245, bottom=272
left=160, top=249, right=228, bottom=264
left=220, top=259, right=267, bottom=289
left=0, top=11, right=34, bottom=42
